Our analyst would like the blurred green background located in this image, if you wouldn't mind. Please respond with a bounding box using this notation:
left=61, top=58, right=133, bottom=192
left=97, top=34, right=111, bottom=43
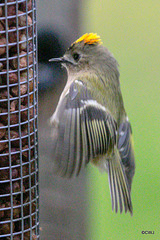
left=80, top=1, right=160, bottom=239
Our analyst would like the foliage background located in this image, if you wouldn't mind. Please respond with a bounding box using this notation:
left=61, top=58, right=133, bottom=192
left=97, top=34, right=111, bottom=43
left=80, top=1, right=160, bottom=239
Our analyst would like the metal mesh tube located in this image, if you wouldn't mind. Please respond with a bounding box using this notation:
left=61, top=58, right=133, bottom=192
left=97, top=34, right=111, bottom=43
left=0, top=0, right=39, bottom=239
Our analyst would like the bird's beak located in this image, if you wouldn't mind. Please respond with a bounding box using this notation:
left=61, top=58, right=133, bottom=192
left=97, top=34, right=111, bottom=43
left=49, top=57, right=73, bottom=65
left=49, top=57, right=64, bottom=63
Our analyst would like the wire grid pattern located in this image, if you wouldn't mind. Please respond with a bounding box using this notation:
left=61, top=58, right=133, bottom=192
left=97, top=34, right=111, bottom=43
left=0, top=0, right=39, bottom=239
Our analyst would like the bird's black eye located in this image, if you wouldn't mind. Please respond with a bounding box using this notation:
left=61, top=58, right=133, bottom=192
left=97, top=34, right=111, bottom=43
left=73, top=52, right=80, bottom=61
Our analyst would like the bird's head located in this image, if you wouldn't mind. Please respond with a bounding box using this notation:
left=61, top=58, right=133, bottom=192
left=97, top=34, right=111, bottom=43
left=50, top=33, right=119, bottom=79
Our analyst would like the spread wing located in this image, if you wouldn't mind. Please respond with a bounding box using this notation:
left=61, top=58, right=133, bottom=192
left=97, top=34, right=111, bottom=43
left=50, top=80, right=133, bottom=214
left=50, top=80, right=117, bottom=178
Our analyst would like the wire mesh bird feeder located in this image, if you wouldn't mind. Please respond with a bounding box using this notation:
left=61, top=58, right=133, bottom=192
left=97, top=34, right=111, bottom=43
left=0, top=0, right=39, bottom=239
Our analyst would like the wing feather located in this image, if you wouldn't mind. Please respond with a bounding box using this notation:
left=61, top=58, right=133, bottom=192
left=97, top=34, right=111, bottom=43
left=65, top=108, right=76, bottom=177
left=85, top=114, right=93, bottom=161
left=61, top=109, right=72, bottom=176
left=73, top=106, right=82, bottom=176
left=118, top=119, right=135, bottom=191
left=80, top=110, right=88, bottom=173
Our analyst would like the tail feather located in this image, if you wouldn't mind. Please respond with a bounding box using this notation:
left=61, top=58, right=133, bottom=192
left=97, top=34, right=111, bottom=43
left=108, top=147, right=133, bottom=215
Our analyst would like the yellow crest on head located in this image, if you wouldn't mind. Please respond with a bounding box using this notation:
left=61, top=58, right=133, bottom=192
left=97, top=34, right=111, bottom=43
left=74, top=33, right=102, bottom=45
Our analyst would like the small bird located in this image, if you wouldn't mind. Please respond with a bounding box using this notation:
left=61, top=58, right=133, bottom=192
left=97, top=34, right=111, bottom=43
left=49, top=33, right=135, bottom=215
